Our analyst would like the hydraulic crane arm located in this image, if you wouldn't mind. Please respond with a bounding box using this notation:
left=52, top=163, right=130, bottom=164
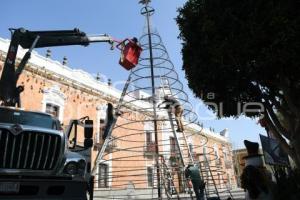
left=14, top=28, right=114, bottom=49
left=0, top=28, right=115, bottom=107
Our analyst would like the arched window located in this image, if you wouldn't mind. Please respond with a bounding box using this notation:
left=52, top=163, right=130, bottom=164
left=98, top=163, right=108, bottom=188
left=213, top=144, right=219, bottom=159
left=189, top=143, right=194, bottom=153
left=42, top=85, right=65, bottom=121
left=46, top=103, right=60, bottom=118
left=96, top=104, right=108, bottom=144
left=147, top=166, right=154, bottom=187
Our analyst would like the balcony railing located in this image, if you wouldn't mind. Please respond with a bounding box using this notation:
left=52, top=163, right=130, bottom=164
left=94, top=137, right=117, bottom=152
left=169, top=153, right=180, bottom=167
left=215, top=158, right=222, bottom=166
left=225, top=160, right=232, bottom=169
left=144, top=142, right=156, bottom=155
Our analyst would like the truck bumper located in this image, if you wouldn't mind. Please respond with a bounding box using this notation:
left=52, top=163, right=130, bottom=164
left=0, top=176, right=88, bottom=200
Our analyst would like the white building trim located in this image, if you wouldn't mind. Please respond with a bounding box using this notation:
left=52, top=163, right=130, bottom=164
left=42, top=85, right=65, bottom=121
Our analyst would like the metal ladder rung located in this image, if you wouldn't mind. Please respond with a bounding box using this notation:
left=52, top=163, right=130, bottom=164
left=160, top=156, right=180, bottom=200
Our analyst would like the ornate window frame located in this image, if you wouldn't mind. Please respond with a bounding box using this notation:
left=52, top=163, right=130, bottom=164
left=42, top=85, right=65, bottom=121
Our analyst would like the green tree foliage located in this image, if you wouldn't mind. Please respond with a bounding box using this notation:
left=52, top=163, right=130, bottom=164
left=176, top=0, right=300, bottom=167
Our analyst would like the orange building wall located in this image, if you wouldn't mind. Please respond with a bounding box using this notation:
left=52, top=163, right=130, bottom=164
left=0, top=55, right=237, bottom=189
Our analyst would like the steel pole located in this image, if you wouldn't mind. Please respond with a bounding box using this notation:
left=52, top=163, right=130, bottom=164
left=144, top=6, right=162, bottom=199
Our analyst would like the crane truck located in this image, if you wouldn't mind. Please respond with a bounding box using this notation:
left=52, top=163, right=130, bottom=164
left=0, top=28, right=138, bottom=199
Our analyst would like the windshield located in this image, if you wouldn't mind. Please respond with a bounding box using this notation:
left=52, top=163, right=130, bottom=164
left=0, top=108, right=56, bottom=129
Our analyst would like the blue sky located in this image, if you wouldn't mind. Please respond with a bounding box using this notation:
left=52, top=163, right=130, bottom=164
left=0, top=0, right=266, bottom=149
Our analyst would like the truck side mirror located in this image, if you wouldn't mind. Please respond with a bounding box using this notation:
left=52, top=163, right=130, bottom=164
left=66, top=121, right=77, bottom=149
left=84, top=138, right=93, bottom=148
left=84, top=120, right=93, bottom=139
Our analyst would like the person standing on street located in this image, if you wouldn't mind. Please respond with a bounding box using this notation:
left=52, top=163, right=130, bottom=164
left=185, top=164, right=206, bottom=200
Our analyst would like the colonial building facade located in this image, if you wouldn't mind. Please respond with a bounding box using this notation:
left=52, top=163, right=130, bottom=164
left=0, top=38, right=237, bottom=192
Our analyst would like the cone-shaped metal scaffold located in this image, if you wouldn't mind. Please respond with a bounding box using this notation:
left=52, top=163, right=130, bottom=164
left=92, top=2, right=232, bottom=200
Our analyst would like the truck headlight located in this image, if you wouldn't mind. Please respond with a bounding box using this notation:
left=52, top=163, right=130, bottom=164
left=64, top=161, right=78, bottom=175
left=64, top=160, right=86, bottom=176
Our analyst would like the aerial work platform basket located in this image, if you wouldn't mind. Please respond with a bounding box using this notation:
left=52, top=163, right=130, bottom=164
left=117, top=38, right=142, bottom=70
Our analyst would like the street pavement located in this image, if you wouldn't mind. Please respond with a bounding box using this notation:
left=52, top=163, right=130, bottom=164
left=93, top=188, right=245, bottom=200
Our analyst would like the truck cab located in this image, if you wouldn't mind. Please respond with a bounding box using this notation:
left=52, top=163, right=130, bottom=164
left=0, top=106, right=93, bottom=199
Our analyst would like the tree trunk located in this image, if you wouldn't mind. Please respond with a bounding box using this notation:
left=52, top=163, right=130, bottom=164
left=272, top=133, right=300, bottom=168
left=264, top=112, right=300, bottom=168
left=290, top=135, right=300, bottom=168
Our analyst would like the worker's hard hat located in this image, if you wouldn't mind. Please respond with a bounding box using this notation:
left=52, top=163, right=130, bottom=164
left=132, top=37, right=138, bottom=43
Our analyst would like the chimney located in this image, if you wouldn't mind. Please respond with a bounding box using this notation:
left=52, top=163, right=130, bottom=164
left=62, top=56, right=67, bottom=65
left=220, top=128, right=229, bottom=137
left=96, top=73, right=101, bottom=81
left=46, top=49, right=51, bottom=58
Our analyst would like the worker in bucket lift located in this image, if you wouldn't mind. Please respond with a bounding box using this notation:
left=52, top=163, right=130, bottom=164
left=131, top=37, right=138, bottom=44
left=185, top=164, right=206, bottom=200
left=158, top=95, right=184, bottom=132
